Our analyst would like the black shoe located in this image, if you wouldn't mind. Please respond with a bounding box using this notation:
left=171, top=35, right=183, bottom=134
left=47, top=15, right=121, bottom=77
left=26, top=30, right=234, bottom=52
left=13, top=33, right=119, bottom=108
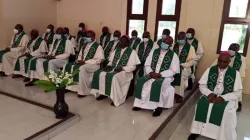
left=23, top=78, right=30, bottom=82
left=237, top=102, right=242, bottom=112
left=175, top=94, right=184, bottom=103
left=132, top=107, right=141, bottom=111
left=0, top=72, right=7, bottom=77
left=152, top=107, right=163, bottom=117
left=78, top=95, right=86, bottom=98
left=186, top=78, right=193, bottom=90
left=25, top=81, right=35, bottom=87
left=96, top=95, right=108, bottom=101
left=188, top=134, right=199, bottom=140
left=12, top=74, right=22, bottom=78
left=110, top=102, right=115, bottom=106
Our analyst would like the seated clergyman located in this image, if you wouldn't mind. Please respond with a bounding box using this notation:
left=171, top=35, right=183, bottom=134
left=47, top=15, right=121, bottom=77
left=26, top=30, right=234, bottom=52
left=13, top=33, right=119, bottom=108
left=156, top=28, right=170, bottom=46
left=188, top=51, right=242, bottom=140
left=100, top=26, right=111, bottom=48
left=132, top=36, right=180, bottom=117
left=13, top=29, right=47, bottom=82
left=91, top=35, right=141, bottom=107
left=0, top=24, right=29, bottom=76
left=129, top=30, right=141, bottom=50
left=42, top=24, right=55, bottom=49
left=64, top=27, right=77, bottom=49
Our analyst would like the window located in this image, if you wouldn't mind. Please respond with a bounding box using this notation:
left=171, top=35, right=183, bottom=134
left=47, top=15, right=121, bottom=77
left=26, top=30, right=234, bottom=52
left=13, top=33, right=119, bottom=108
left=126, top=0, right=149, bottom=38
left=154, top=0, right=182, bottom=41
left=218, top=0, right=250, bottom=56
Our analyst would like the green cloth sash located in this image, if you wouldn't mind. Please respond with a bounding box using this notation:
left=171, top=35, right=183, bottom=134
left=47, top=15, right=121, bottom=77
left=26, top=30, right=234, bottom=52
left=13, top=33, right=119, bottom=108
left=191, top=38, right=199, bottom=52
left=14, top=56, right=34, bottom=73
left=54, top=38, right=67, bottom=56
left=80, top=42, right=99, bottom=60
left=232, top=54, right=242, bottom=71
left=195, top=65, right=236, bottom=126
left=173, top=43, right=191, bottom=86
left=157, top=39, right=163, bottom=46
left=11, top=32, right=25, bottom=48
left=92, top=69, right=102, bottom=90
left=79, top=38, right=87, bottom=49
left=29, top=58, right=39, bottom=71
left=129, top=38, right=141, bottom=50
left=105, top=72, right=116, bottom=96
left=28, top=37, right=43, bottom=52
left=100, top=33, right=111, bottom=47
left=135, top=49, right=174, bottom=102
left=44, top=32, right=55, bottom=47
left=43, top=60, right=50, bottom=72
left=137, top=39, right=154, bottom=63
left=104, top=40, right=119, bottom=59
left=0, top=50, right=9, bottom=63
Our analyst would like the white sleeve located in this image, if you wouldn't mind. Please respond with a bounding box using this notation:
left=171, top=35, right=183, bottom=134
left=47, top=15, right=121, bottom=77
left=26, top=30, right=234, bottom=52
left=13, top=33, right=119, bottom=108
left=122, top=50, right=141, bottom=72
left=145, top=51, right=153, bottom=74
left=160, top=53, right=180, bottom=77
left=55, top=40, right=72, bottom=60
left=199, top=68, right=213, bottom=96
left=71, top=37, right=77, bottom=49
left=195, top=41, right=204, bottom=61
left=31, top=41, right=47, bottom=57
left=85, top=45, right=104, bottom=65
left=107, top=50, right=116, bottom=66
left=10, top=35, right=29, bottom=52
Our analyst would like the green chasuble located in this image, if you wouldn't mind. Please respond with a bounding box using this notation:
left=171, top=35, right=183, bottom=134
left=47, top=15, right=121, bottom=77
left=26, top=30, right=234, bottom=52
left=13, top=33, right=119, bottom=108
left=129, top=38, right=141, bottom=50
left=135, top=49, right=174, bottom=102
left=100, top=33, right=111, bottom=48
left=232, top=53, right=242, bottom=71
left=157, top=39, right=163, bottom=47
left=64, top=42, right=99, bottom=82
left=104, top=40, right=119, bottom=59
left=92, top=47, right=133, bottom=96
left=191, top=38, right=199, bottom=52
left=195, top=65, right=236, bottom=126
left=14, top=37, right=44, bottom=73
left=44, top=32, right=55, bottom=47
left=173, top=43, right=191, bottom=86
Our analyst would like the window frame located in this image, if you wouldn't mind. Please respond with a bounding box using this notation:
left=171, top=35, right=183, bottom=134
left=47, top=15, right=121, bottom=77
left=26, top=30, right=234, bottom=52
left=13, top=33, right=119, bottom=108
left=126, top=0, right=149, bottom=35
left=217, top=0, right=250, bottom=56
left=154, top=0, right=182, bottom=41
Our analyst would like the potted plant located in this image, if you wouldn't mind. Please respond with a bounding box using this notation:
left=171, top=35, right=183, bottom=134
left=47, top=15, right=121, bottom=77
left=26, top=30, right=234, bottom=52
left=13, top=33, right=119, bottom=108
left=34, top=70, right=79, bottom=119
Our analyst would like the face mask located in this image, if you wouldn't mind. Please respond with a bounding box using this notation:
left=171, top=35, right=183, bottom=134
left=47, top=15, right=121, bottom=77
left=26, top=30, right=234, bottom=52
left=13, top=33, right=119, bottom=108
left=79, top=27, right=83, bottom=31
left=46, top=29, right=51, bottom=33
left=86, top=37, right=92, bottom=43
left=54, top=34, right=62, bottom=40
left=161, top=42, right=169, bottom=50
left=143, top=38, right=149, bottom=43
left=132, top=36, right=137, bottom=40
left=162, top=35, right=167, bottom=39
left=186, top=33, right=192, bottom=39
left=178, top=40, right=186, bottom=45
left=229, top=50, right=236, bottom=57
left=13, top=29, right=18, bottom=34
left=113, top=37, right=119, bottom=41
left=64, top=34, right=69, bottom=37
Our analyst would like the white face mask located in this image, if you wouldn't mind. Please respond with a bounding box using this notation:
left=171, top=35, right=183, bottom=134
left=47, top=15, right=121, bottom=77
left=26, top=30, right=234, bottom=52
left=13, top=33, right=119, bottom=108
left=46, top=29, right=51, bottom=33
left=54, top=34, right=62, bottom=40
left=79, top=27, right=83, bottom=31
left=228, top=50, right=236, bottom=56
left=13, top=29, right=18, bottom=34
left=143, top=38, right=149, bottom=43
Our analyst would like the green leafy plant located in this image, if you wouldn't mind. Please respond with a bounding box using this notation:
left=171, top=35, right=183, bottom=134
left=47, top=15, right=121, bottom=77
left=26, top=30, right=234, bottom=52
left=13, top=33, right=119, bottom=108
left=34, top=70, right=79, bottom=92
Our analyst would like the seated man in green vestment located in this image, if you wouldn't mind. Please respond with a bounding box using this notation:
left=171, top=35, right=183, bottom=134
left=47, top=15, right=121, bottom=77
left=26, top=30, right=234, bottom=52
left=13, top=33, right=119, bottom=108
left=42, top=24, right=55, bottom=50
left=100, top=26, right=111, bottom=48
left=156, top=29, right=170, bottom=46
left=13, top=29, right=47, bottom=82
left=188, top=51, right=242, bottom=140
left=0, top=24, right=29, bottom=76
left=129, top=30, right=141, bottom=50
left=91, top=35, right=141, bottom=107
left=133, top=36, right=180, bottom=117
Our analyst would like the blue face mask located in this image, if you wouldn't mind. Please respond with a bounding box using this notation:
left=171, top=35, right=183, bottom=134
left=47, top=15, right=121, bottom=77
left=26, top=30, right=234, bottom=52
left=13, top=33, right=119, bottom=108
left=86, top=37, right=92, bottom=43
left=161, top=42, right=169, bottom=50
left=132, top=36, right=137, bottom=40
left=113, top=37, right=119, bottom=41
left=178, top=40, right=186, bottom=45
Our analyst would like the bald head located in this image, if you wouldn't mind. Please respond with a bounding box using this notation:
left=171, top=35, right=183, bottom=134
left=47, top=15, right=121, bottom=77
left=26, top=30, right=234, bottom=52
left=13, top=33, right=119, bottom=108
left=218, top=52, right=231, bottom=69
left=30, top=29, right=39, bottom=40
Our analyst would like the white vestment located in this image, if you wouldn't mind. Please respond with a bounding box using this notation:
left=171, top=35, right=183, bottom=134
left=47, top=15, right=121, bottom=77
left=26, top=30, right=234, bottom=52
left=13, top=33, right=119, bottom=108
left=42, top=33, right=55, bottom=49
left=28, top=39, right=74, bottom=80
left=170, top=44, right=196, bottom=97
left=0, top=32, right=29, bottom=75
left=13, top=37, right=48, bottom=77
left=67, top=35, right=77, bottom=49
left=104, top=40, right=119, bottom=59
left=187, top=39, right=204, bottom=81
left=190, top=67, right=242, bottom=140
left=91, top=47, right=141, bottom=107
left=133, top=49, right=180, bottom=110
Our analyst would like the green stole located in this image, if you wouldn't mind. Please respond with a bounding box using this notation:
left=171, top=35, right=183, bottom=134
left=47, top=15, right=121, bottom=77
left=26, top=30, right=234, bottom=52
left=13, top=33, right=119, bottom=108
left=0, top=50, right=9, bottom=63
left=157, top=39, right=163, bottom=47
left=173, top=43, right=191, bottom=86
left=14, top=37, right=44, bottom=73
left=191, top=38, right=199, bottom=52
left=11, top=32, right=26, bottom=48
left=64, top=42, right=99, bottom=82
left=129, top=38, right=141, bottom=50
left=232, top=54, right=242, bottom=71
left=100, top=33, right=111, bottom=47
left=135, top=49, right=174, bottom=102
left=104, top=40, right=119, bottom=59
left=92, top=47, right=133, bottom=96
left=195, top=65, right=236, bottom=126
left=44, top=32, right=54, bottom=47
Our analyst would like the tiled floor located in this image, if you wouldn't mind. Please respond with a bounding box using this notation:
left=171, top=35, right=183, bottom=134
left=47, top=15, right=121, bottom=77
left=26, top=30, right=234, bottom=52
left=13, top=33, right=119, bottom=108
left=169, top=95, right=250, bottom=140
left=0, top=94, right=59, bottom=140
left=0, top=76, right=192, bottom=140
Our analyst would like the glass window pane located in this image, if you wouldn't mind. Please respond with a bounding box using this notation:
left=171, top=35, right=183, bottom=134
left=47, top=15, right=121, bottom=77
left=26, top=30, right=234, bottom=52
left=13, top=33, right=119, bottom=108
left=162, top=0, right=176, bottom=15
left=157, top=21, right=177, bottom=40
left=132, top=0, right=144, bottom=14
left=229, top=0, right=249, bottom=18
left=221, top=24, right=248, bottom=53
left=129, top=20, right=145, bottom=38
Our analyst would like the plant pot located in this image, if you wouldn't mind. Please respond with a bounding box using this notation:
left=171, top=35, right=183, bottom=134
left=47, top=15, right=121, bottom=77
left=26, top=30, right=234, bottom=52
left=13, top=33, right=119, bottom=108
left=54, top=88, right=69, bottom=119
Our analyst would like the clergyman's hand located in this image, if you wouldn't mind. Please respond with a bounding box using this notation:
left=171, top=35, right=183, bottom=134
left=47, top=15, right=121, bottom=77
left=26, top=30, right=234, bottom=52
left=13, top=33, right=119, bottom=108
left=207, top=93, right=216, bottom=103
left=214, top=97, right=225, bottom=104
